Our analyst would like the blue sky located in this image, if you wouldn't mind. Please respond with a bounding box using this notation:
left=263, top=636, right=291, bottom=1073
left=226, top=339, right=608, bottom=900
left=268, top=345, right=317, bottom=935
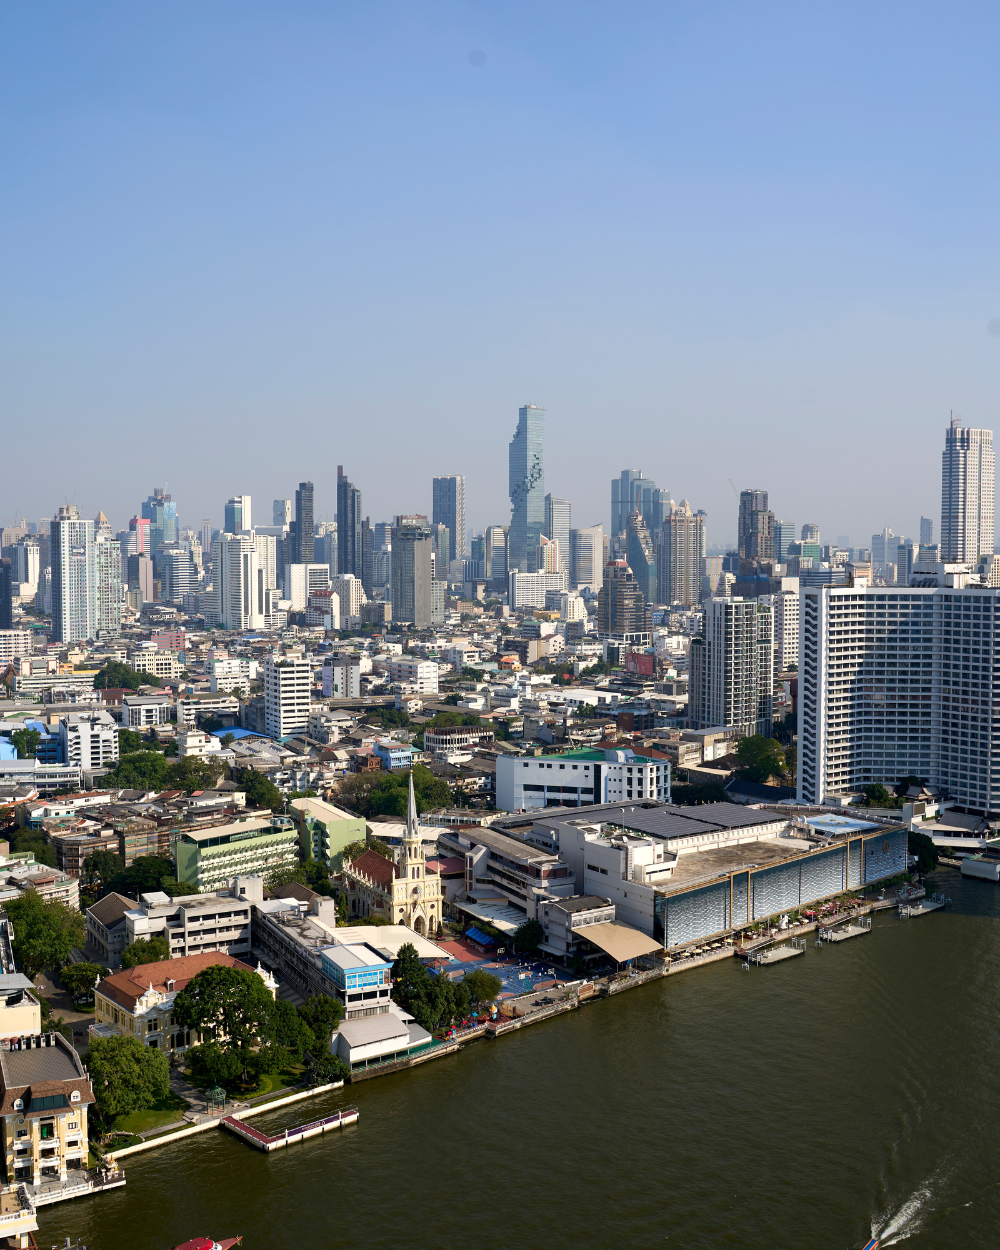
left=4, top=1, right=1000, bottom=547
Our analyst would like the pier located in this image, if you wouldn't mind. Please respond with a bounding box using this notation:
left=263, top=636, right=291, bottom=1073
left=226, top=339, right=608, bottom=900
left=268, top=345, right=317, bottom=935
left=222, top=1105, right=359, bottom=1151
left=741, top=943, right=805, bottom=967
left=821, top=918, right=872, bottom=943
left=899, top=893, right=950, bottom=919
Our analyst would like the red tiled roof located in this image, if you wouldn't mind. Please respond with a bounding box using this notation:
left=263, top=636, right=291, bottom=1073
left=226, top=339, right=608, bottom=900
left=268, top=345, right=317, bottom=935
left=96, top=953, right=254, bottom=1012
left=347, top=849, right=397, bottom=889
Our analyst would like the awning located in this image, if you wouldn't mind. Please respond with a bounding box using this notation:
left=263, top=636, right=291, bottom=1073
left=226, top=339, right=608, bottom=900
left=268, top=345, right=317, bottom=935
left=578, top=922, right=662, bottom=963
left=465, top=926, right=496, bottom=946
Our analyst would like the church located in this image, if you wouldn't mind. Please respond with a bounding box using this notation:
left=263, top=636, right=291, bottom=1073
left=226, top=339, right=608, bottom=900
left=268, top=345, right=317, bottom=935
left=342, top=772, right=445, bottom=937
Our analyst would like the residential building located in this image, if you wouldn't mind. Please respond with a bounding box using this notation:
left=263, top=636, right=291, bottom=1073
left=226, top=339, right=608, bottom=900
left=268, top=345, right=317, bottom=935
left=283, top=562, right=331, bottom=611
left=130, top=650, right=182, bottom=681
left=254, top=532, right=278, bottom=591
left=337, top=466, right=362, bottom=578
left=597, top=560, right=652, bottom=641
left=264, top=653, right=311, bottom=739
left=432, top=475, right=466, bottom=564
left=385, top=657, right=438, bottom=693
left=175, top=730, right=223, bottom=758
left=341, top=774, right=444, bottom=936
left=121, top=695, right=172, bottom=727
left=373, top=740, right=415, bottom=771
left=870, top=528, right=897, bottom=569
left=391, top=520, right=434, bottom=628
left=330, top=574, right=366, bottom=621
left=775, top=520, right=796, bottom=563
left=126, top=553, right=154, bottom=603
left=0, top=562, right=10, bottom=631
left=508, top=404, right=546, bottom=572
left=123, top=877, right=262, bottom=960
left=507, top=570, right=567, bottom=610
left=543, top=495, right=571, bottom=575
left=58, top=712, right=119, bottom=774
left=796, top=580, right=1000, bottom=812
left=941, top=417, right=995, bottom=564
left=322, top=654, right=362, bottom=699
left=51, top=505, right=95, bottom=643
left=274, top=499, right=292, bottom=527
left=174, top=815, right=300, bottom=891
left=0, top=973, right=42, bottom=1039
left=430, top=522, right=450, bottom=574
left=659, top=501, right=705, bottom=607
left=737, top=489, right=768, bottom=561
left=761, top=582, right=799, bottom=673
left=896, top=541, right=919, bottom=587
left=801, top=523, right=820, bottom=543
left=224, top=495, right=252, bottom=535
left=496, top=746, right=671, bottom=811
left=424, top=725, right=495, bottom=757
left=85, top=892, right=140, bottom=967
left=570, top=524, right=604, bottom=593
left=689, top=597, right=774, bottom=737
left=209, top=535, right=264, bottom=631
left=920, top=516, right=934, bottom=545
left=484, top=525, right=509, bottom=588
left=0, top=633, right=33, bottom=665
left=288, top=482, right=315, bottom=567
left=10, top=540, right=40, bottom=594
left=93, top=953, right=275, bottom=1053
left=537, top=535, right=561, bottom=574
left=0, top=1032, right=95, bottom=1187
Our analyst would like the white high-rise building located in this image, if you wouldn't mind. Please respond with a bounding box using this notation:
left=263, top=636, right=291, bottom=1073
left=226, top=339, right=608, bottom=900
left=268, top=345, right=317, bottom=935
left=283, top=563, right=331, bottom=611
left=797, top=579, right=1000, bottom=812
left=254, top=533, right=278, bottom=591
left=51, top=505, right=95, bottom=643
left=94, top=532, right=123, bottom=637
left=508, top=570, right=568, bottom=610
left=543, top=495, right=571, bottom=575
left=264, top=652, right=311, bottom=738
left=570, top=525, right=604, bottom=593
left=209, top=535, right=265, bottom=631
left=330, top=574, right=367, bottom=620
left=537, top=535, right=561, bottom=574
left=941, top=417, right=995, bottom=565
left=59, top=711, right=119, bottom=772
left=689, top=597, right=774, bottom=737
left=273, top=499, right=292, bottom=527
left=760, top=582, right=799, bottom=674
left=11, top=540, right=40, bottom=592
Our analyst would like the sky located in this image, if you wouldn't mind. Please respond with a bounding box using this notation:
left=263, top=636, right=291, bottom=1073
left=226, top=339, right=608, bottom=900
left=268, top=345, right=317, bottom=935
left=4, top=1, right=1000, bottom=549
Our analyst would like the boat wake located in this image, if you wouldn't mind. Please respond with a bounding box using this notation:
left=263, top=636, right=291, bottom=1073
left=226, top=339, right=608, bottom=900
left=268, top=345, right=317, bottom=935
left=872, top=1178, right=936, bottom=1245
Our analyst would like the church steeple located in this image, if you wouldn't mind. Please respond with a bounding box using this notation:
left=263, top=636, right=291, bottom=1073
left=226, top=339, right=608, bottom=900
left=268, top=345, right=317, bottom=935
left=403, top=770, right=423, bottom=870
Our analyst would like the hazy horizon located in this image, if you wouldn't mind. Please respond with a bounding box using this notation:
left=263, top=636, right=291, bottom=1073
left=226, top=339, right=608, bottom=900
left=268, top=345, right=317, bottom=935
left=4, top=2, right=999, bottom=548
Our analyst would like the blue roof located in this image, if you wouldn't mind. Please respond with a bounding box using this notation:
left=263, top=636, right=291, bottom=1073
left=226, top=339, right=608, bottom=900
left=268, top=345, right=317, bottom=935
left=465, top=926, right=496, bottom=946
left=209, top=728, right=265, bottom=740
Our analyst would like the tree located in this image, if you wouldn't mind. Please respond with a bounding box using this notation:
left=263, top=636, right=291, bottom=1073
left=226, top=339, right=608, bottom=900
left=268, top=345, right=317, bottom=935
left=860, top=783, right=900, bottom=809
left=302, top=1052, right=350, bottom=1085
left=7, top=828, right=56, bottom=868
left=341, top=838, right=393, bottom=864
left=83, top=850, right=123, bottom=890
left=221, top=733, right=236, bottom=748
left=86, top=1034, right=170, bottom=1121
left=297, top=995, right=344, bottom=1054
left=172, top=964, right=277, bottom=1085
left=463, top=969, right=502, bottom=1008
left=234, top=769, right=284, bottom=812
left=908, top=830, right=939, bottom=874
left=59, top=961, right=107, bottom=1000
left=335, top=764, right=450, bottom=821
left=6, top=891, right=85, bottom=977
left=513, top=918, right=545, bottom=955
left=269, top=999, right=314, bottom=1061
left=264, top=863, right=308, bottom=892
left=93, top=660, right=161, bottom=691
left=121, top=936, right=170, bottom=968
left=118, top=729, right=145, bottom=755
left=187, top=1041, right=243, bottom=1089
left=101, top=750, right=173, bottom=791
left=734, top=735, right=786, bottom=783
left=106, top=855, right=175, bottom=898
left=9, top=728, right=41, bottom=760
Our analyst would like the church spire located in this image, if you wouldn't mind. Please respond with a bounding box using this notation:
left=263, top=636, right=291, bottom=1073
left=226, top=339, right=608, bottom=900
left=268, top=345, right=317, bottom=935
left=406, top=769, right=419, bottom=841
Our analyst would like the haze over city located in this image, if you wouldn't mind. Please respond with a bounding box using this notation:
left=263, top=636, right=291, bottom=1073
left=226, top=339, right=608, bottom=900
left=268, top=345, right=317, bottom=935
left=5, top=1, right=1000, bottom=544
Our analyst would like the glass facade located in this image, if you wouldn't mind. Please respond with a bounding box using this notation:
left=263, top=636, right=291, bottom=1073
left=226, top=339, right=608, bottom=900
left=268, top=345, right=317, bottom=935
left=508, top=404, right=545, bottom=572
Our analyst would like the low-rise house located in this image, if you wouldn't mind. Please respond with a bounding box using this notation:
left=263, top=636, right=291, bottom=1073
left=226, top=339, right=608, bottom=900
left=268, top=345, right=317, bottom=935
left=0, top=862, right=79, bottom=910
left=175, top=730, right=223, bottom=758
left=86, top=893, right=139, bottom=969
left=93, top=953, right=277, bottom=1053
left=0, top=1032, right=95, bottom=1187
left=123, top=876, right=261, bottom=961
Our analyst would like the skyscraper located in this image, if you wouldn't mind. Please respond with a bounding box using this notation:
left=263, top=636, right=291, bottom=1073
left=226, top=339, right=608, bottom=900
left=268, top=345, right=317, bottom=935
left=748, top=509, right=776, bottom=563
left=273, top=499, right=292, bottom=527
left=51, top=504, right=95, bottom=643
left=611, top=470, right=642, bottom=537
left=508, top=404, right=545, bottom=572
left=659, top=501, right=705, bottom=607
left=597, top=560, right=652, bottom=640
left=432, top=476, right=466, bottom=565
left=209, top=535, right=264, bottom=630
left=689, top=597, right=774, bottom=736
left=337, top=467, right=362, bottom=578
left=141, top=488, right=177, bottom=572
left=93, top=532, right=122, bottom=636
left=543, top=495, right=571, bottom=575
left=626, top=512, right=657, bottom=605
left=738, top=489, right=768, bottom=560
left=775, top=520, right=796, bottom=564
left=941, top=417, right=995, bottom=564
left=224, top=495, right=252, bottom=534
left=431, top=523, right=450, bottom=574
left=391, top=519, right=434, bottom=627
left=801, top=523, right=820, bottom=543
left=289, top=482, right=315, bottom=566
left=0, top=560, right=12, bottom=630
left=484, top=525, right=508, bottom=588
left=570, top=525, right=604, bottom=593
left=920, top=516, right=934, bottom=545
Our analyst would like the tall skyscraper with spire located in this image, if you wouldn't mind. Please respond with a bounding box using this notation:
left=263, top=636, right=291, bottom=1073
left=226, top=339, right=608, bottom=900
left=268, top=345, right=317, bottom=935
left=508, top=404, right=545, bottom=572
left=941, top=416, right=995, bottom=565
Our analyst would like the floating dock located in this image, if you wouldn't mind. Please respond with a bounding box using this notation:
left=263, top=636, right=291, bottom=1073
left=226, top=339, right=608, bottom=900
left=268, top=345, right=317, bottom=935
left=899, top=897, right=948, bottom=918
left=742, top=944, right=804, bottom=967
left=222, top=1105, right=358, bottom=1152
left=821, top=919, right=872, bottom=943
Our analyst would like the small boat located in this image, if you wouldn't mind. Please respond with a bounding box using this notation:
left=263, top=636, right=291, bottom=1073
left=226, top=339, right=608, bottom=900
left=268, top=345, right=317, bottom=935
left=170, top=1239, right=243, bottom=1250
left=861, top=1239, right=880, bottom=1250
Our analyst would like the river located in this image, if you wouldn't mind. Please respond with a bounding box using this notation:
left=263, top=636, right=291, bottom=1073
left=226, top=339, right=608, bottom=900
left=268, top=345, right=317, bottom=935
left=39, top=865, right=1000, bottom=1250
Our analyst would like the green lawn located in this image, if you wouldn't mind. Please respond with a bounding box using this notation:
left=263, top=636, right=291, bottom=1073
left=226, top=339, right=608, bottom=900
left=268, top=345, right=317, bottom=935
left=113, top=1091, right=190, bottom=1134
left=243, top=1066, right=304, bottom=1099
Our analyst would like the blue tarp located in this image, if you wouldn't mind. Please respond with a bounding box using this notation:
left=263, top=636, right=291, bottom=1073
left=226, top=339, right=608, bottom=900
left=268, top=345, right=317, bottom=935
left=465, top=927, right=496, bottom=946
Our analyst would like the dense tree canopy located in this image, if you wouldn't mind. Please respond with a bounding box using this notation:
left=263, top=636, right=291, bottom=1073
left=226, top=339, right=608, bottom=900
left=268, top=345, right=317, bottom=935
left=173, top=964, right=277, bottom=1084
left=513, top=918, right=545, bottom=954
left=6, top=891, right=85, bottom=977
left=86, top=1034, right=170, bottom=1121
left=83, top=850, right=123, bottom=890
left=121, top=936, right=170, bottom=968
left=734, top=735, right=787, bottom=783
left=100, top=752, right=228, bottom=795
left=59, top=961, right=107, bottom=999
left=335, top=764, right=450, bottom=820
left=93, top=660, right=161, bottom=691
left=390, top=942, right=499, bottom=1034
left=233, top=768, right=284, bottom=812
left=9, top=728, right=40, bottom=759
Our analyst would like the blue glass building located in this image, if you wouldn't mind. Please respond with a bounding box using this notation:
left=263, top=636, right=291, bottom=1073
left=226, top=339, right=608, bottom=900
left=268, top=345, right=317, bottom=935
left=508, top=404, right=545, bottom=572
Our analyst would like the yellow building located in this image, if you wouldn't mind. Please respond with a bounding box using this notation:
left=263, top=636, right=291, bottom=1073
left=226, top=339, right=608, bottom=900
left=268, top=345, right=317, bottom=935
left=343, top=773, right=444, bottom=937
